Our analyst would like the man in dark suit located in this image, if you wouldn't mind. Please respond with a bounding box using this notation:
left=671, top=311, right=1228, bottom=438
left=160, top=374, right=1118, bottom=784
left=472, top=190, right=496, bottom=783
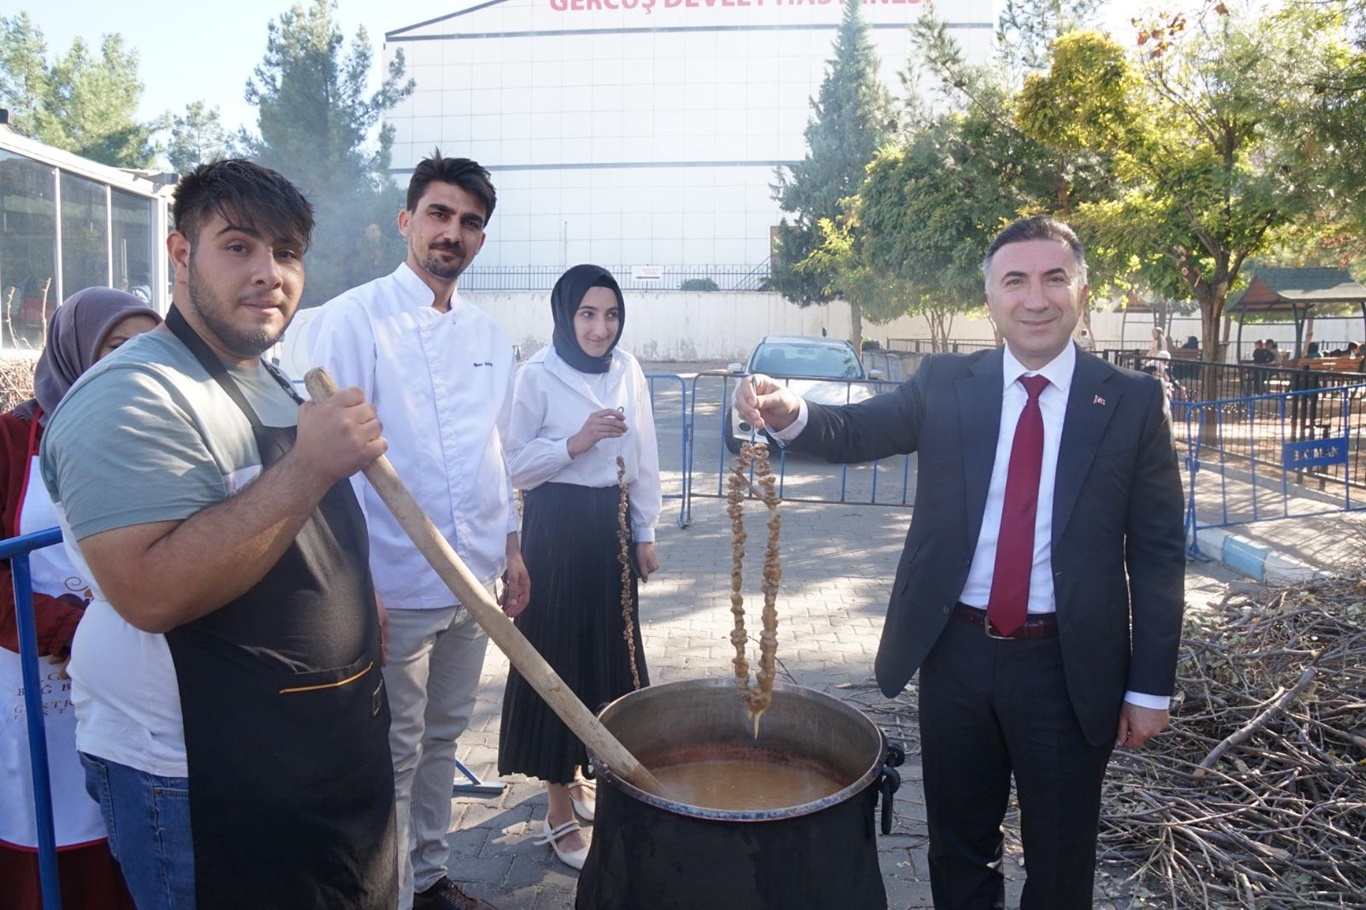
left=737, top=216, right=1185, bottom=909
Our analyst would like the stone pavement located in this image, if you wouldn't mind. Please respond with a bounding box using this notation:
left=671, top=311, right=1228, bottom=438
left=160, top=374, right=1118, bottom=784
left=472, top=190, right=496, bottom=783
left=427, top=492, right=1290, bottom=910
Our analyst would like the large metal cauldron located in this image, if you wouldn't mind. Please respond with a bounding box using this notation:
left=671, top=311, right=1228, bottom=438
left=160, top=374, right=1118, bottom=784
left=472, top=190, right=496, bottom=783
left=576, top=679, right=902, bottom=910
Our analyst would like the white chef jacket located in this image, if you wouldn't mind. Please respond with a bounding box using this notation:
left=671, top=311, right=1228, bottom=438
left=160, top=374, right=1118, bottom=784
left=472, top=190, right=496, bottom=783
left=305, top=263, right=519, bottom=608
left=506, top=346, right=661, bottom=542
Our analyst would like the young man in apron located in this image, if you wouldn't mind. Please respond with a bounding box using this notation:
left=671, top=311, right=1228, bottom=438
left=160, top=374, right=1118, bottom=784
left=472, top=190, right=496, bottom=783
left=41, top=159, right=398, bottom=910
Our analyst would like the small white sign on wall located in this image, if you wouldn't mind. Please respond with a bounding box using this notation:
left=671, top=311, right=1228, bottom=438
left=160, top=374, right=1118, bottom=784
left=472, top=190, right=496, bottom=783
left=632, top=266, right=663, bottom=281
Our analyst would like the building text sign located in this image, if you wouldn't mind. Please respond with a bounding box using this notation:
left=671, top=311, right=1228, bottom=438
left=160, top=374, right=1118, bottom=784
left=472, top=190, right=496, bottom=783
left=1282, top=437, right=1349, bottom=470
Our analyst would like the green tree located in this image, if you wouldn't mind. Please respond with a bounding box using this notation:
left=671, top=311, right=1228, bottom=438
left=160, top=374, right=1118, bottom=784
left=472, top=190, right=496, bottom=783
left=242, top=0, right=414, bottom=307
left=995, top=0, right=1103, bottom=83
left=0, top=13, right=48, bottom=129
left=771, top=0, right=895, bottom=346
left=1303, top=0, right=1366, bottom=265
left=803, top=212, right=936, bottom=342
left=812, top=0, right=1103, bottom=350
left=854, top=118, right=1032, bottom=349
left=0, top=15, right=155, bottom=168
left=1017, top=4, right=1348, bottom=372
left=166, top=101, right=233, bottom=175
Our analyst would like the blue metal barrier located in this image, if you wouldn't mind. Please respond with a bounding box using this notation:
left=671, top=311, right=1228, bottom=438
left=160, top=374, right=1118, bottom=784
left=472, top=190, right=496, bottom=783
left=1180, top=383, right=1366, bottom=557
left=683, top=370, right=914, bottom=522
left=3, top=526, right=66, bottom=910
left=644, top=373, right=690, bottom=528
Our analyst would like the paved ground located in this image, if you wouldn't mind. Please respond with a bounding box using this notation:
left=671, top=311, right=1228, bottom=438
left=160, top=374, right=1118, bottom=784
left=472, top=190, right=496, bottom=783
left=422, top=362, right=1365, bottom=909
left=426, top=491, right=1352, bottom=910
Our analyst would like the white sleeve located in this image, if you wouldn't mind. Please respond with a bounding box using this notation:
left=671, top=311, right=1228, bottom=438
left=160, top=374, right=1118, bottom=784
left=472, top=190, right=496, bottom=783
left=628, top=363, right=661, bottom=542
left=496, top=359, right=523, bottom=535
left=1124, top=691, right=1171, bottom=710
left=767, top=398, right=810, bottom=445
left=504, top=366, right=575, bottom=491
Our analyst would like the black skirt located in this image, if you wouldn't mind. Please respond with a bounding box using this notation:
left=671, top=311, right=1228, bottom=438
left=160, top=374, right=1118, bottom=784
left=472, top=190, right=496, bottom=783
left=499, top=482, right=649, bottom=783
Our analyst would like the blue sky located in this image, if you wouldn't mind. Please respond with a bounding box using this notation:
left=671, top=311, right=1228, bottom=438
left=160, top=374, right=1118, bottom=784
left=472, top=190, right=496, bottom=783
left=9, top=0, right=1155, bottom=138
left=8, top=0, right=455, bottom=133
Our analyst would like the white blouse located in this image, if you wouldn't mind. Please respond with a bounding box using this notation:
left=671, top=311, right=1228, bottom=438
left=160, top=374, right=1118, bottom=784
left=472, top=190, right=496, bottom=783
left=506, top=346, right=661, bottom=542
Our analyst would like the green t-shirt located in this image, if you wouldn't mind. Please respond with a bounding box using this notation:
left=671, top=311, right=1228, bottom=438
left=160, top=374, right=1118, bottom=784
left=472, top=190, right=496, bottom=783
left=41, top=330, right=299, bottom=541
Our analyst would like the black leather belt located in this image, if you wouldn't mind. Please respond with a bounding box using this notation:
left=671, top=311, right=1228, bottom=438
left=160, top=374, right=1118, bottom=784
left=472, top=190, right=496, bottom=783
left=953, top=603, right=1059, bottom=640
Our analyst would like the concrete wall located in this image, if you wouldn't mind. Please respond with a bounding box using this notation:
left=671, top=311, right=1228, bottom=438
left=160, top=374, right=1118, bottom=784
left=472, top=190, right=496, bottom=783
left=465, top=289, right=853, bottom=363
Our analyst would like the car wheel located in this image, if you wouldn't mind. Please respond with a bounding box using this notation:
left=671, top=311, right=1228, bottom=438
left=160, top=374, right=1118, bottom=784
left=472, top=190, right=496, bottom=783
left=723, top=422, right=743, bottom=455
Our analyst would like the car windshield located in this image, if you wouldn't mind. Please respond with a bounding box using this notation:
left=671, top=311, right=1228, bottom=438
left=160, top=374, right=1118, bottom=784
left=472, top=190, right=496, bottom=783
left=751, top=342, right=864, bottom=379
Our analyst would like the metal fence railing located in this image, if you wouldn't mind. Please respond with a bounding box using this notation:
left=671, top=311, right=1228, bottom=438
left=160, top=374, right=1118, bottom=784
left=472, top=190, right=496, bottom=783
left=1112, top=352, right=1366, bottom=412
left=1178, top=383, right=1366, bottom=556
left=884, top=338, right=998, bottom=355
left=683, top=371, right=914, bottom=524
left=459, top=264, right=772, bottom=293
left=4, top=526, right=67, bottom=910
left=644, top=373, right=690, bottom=529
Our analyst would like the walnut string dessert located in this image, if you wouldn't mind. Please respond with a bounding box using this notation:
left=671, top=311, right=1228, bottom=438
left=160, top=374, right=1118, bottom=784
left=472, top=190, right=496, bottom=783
left=726, top=441, right=781, bottom=736
left=616, top=455, right=642, bottom=689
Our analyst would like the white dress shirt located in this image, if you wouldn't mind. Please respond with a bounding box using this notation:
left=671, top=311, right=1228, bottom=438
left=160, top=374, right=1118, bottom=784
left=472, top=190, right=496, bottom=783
left=506, top=346, right=661, bottom=541
left=958, top=343, right=1073, bottom=614
left=305, top=263, right=519, bottom=608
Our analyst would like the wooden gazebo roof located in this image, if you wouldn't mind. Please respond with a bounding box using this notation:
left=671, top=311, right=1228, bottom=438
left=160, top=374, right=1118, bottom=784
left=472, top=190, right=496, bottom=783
left=1227, top=268, right=1366, bottom=359
left=1228, top=268, right=1366, bottom=315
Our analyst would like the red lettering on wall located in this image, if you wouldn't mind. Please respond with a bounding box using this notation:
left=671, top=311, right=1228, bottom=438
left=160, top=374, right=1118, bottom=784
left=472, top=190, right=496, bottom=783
left=549, top=0, right=916, bottom=10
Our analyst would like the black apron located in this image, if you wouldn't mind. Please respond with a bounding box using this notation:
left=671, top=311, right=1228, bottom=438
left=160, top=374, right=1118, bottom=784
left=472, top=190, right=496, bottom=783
left=162, top=307, right=397, bottom=910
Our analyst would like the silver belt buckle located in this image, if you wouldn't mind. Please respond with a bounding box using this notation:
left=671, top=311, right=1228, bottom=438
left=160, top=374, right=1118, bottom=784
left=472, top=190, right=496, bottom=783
left=984, top=614, right=1012, bottom=640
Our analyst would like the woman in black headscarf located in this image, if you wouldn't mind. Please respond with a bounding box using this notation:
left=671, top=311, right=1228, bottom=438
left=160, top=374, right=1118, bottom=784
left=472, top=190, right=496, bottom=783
left=497, top=265, right=662, bottom=870
left=1, top=287, right=160, bottom=910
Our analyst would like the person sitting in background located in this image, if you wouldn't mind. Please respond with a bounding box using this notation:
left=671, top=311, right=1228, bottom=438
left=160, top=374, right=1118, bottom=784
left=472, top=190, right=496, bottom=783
left=1147, top=327, right=1170, bottom=356
left=1181, top=335, right=1200, bottom=351
left=1305, top=341, right=1324, bottom=359
left=1, top=287, right=160, bottom=910
left=1152, top=350, right=1187, bottom=403
left=1252, top=340, right=1275, bottom=365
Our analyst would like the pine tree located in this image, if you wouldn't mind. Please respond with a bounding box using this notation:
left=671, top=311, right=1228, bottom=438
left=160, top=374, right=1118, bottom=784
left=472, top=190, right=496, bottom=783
left=166, top=101, right=233, bottom=176
left=242, top=0, right=414, bottom=307
left=770, top=0, right=895, bottom=345
left=0, top=15, right=155, bottom=168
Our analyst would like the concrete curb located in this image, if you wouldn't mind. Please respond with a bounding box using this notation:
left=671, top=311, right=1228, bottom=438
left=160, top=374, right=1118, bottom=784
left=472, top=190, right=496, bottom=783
left=1192, top=526, right=1323, bottom=584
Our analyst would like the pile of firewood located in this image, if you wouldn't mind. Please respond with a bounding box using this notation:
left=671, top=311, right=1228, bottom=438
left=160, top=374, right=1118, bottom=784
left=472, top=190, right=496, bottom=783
left=1098, top=578, right=1366, bottom=908
left=0, top=354, right=36, bottom=413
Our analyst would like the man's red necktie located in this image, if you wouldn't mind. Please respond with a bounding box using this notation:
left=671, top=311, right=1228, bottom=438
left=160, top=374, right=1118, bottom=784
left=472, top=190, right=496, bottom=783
left=987, top=374, right=1049, bottom=637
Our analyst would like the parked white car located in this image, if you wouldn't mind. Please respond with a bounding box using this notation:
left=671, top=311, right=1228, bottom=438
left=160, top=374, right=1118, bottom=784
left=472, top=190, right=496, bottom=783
left=725, top=335, right=882, bottom=453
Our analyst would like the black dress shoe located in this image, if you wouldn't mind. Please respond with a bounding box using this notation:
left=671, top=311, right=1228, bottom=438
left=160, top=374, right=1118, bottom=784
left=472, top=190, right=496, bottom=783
left=414, top=876, right=499, bottom=910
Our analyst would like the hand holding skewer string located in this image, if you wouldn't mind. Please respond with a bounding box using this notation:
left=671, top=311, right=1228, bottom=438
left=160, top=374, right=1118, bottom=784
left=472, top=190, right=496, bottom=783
left=735, top=373, right=802, bottom=435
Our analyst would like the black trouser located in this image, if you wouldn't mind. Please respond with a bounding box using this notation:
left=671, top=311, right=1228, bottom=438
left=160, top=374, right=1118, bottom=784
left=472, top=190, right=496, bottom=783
left=918, top=617, right=1114, bottom=910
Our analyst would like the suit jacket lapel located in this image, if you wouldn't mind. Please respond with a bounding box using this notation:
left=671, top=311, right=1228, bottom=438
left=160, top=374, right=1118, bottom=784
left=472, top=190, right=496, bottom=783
left=957, top=349, right=1004, bottom=550
left=1053, top=351, right=1121, bottom=541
